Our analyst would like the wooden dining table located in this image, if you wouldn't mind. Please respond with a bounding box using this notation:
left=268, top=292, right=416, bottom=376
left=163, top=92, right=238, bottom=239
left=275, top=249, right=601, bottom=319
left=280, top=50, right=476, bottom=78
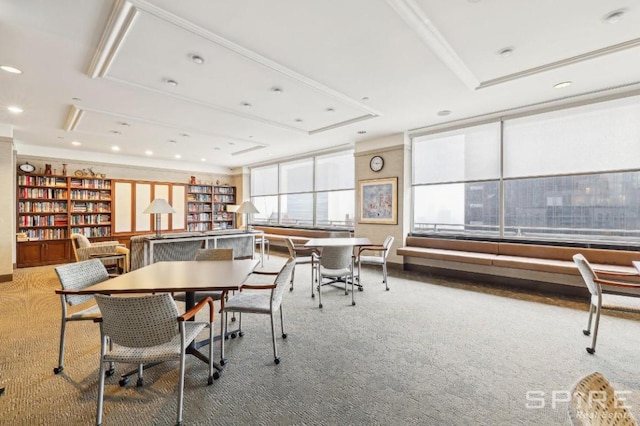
left=61, top=259, right=259, bottom=380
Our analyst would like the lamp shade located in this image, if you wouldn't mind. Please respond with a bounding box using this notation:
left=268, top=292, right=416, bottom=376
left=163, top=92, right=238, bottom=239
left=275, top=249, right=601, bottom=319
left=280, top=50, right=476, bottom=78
left=143, top=198, right=176, bottom=214
left=236, top=201, right=259, bottom=214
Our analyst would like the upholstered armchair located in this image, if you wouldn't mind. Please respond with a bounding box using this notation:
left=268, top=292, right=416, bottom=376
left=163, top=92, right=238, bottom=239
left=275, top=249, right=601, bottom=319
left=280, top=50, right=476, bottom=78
left=70, top=233, right=130, bottom=273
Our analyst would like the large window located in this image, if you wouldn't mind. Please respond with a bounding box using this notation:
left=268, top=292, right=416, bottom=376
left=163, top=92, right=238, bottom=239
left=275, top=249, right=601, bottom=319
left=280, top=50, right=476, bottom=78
left=250, top=150, right=354, bottom=229
left=412, top=94, right=640, bottom=244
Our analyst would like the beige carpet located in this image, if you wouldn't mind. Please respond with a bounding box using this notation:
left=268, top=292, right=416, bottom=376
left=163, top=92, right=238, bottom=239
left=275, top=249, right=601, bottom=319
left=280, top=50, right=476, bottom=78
left=1, top=254, right=640, bottom=425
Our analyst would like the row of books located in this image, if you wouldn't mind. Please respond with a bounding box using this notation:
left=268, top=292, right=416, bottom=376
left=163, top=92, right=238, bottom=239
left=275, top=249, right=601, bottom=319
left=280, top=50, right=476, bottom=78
left=18, top=215, right=68, bottom=227
left=70, top=189, right=111, bottom=200
left=18, top=176, right=67, bottom=187
left=18, top=201, right=67, bottom=213
left=70, top=226, right=111, bottom=237
left=19, top=188, right=68, bottom=199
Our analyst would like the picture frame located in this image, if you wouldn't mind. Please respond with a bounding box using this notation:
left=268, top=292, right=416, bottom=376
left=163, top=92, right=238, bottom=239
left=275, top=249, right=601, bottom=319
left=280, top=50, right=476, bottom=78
left=358, top=177, right=398, bottom=225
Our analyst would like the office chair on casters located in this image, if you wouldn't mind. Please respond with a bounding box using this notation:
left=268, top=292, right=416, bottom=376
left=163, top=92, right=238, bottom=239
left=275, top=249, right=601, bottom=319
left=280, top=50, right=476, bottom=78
left=357, top=235, right=394, bottom=291
left=573, top=254, right=640, bottom=354
left=285, top=237, right=316, bottom=292
left=53, top=259, right=110, bottom=375
left=314, top=245, right=354, bottom=308
left=221, top=257, right=295, bottom=365
left=94, top=293, right=215, bottom=426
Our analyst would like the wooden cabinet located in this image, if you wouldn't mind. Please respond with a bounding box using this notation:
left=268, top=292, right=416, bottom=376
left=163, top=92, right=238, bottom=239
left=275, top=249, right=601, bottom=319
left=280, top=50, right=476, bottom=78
left=16, top=240, right=71, bottom=267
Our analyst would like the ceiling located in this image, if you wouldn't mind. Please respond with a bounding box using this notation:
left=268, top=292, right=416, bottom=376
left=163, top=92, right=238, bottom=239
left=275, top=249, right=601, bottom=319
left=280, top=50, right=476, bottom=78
left=1, top=0, right=640, bottom=174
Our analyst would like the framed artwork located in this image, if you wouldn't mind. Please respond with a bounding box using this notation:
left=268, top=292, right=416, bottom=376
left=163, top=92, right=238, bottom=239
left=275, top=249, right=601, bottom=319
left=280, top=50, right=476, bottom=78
left=359, top=177, right=398, bottom=224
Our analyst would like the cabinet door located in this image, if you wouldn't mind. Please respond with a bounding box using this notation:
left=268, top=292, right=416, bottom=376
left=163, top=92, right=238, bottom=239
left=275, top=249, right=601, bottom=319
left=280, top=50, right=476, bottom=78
left=17, top=242, right=45, bottom=267
left=45, top=240, right=70, bottom=264
left=16, top=240, right=70, bottom=267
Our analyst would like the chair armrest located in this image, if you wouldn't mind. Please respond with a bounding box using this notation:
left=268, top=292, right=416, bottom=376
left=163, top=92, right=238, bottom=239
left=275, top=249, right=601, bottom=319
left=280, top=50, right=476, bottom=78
left=594, top=269, right=639, bottom=277
left=594, top=277, right=640, bottom=289
left=91, top=241, right=125, bottom=248
left=252, top=270, right=279, bottom=276
left=179, top=296, right=215, bottom=323
left=358, top=245, right=386, bottom=255
left=240, top=284, right=276, bottom=291
left=94, top=317, right=103, bottom=323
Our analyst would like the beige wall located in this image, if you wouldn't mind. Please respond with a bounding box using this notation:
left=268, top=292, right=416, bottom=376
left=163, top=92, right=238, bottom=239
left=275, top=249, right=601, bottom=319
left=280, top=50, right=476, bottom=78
left=1, top=137, right=15, bottom=279
left=354, top=133, right=410, bottom=267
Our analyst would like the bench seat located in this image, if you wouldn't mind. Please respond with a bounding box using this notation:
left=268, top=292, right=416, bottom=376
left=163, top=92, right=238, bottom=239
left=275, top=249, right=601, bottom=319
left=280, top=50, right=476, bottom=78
left=252, top=226, right=346, bottom=248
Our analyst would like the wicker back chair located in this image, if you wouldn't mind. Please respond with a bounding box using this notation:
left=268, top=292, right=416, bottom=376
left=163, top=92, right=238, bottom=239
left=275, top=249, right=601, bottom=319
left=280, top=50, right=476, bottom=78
left=569, top=372, right=637, bottom=425
left=53, top=259, right=109, bottom=374
left=314, top=245, right=353, bottom=309
left=221, top=257, right=295, bottom=365
left=94, top=293, right=215, bottom=426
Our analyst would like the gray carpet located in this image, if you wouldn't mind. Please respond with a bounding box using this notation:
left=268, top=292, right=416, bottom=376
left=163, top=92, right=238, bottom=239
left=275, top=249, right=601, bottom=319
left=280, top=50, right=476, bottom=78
left=1, top=254, right=639, bottom=425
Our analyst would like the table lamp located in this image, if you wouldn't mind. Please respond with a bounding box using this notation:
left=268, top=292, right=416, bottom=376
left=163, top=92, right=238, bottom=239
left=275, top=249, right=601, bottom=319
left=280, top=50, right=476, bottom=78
left=143, top=198, right=176, bottom=238
left=236, top=201, right=259, bottom=232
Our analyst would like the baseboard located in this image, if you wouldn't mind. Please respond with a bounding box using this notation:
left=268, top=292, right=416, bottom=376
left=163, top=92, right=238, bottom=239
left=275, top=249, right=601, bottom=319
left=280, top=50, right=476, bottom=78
left=0, top=273, right=13, bottom=283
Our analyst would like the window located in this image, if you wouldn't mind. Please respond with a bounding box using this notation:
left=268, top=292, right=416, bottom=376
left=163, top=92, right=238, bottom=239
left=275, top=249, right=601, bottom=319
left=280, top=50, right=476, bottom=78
left=250, top=150, right=354, bottom=229
left=412, top=94, right=640, bottom=244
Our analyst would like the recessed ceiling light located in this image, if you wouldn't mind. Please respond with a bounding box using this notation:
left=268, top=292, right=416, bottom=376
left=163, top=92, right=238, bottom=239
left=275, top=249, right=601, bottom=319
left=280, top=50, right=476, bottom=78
left=437, top=110, right=452, bottom=116
left=168, top=139, right=177, bottom=143
left=326, top=107, right=335, bottom=112
left=180, top=133, right=190, bottom=137
left=294, top=118, right=303, bottom=122
left=554, top=81, right=572, bottom=89
left=57, top=136, right=64, bottom=140
left=213, top=147, right=221, bottom=151
left=145, top=150, right=153, bottom=155
left=201, top=158, right=206, bottom=162
left=109, top=130, right=121, bottom=135
left=71, top=97, right=82, bottom=102
left=71, top=141, right=81, bottom=146
left=498, top=47, right=514, bottom=57
left=165, top=79, right=178, bottom=87
left=357, top=130, right=367, bottom=134
left=0, top=65, right=22, bottom=74
left=271, top=87, right=283, bottom=94
left=228, top=142, right=236, bottom=145
left=603, top=9, right=625, bottom=24
left=361, top=96, right=369, bottom=101
left=174, top=154, right=181, bottom=159
left=190, top=54, right=205, bottom=64
left=241, top=102, right=252, bottom=108
left=111, top=146, right=120, bottom=152
left=118, top=121, right=130, bottom=126
left=8, top=105, right=23, bottom=114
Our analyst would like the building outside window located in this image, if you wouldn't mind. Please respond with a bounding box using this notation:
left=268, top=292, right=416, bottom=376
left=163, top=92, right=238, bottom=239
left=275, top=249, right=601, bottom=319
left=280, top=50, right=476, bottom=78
left=412, top=95, right=640, bottom=244
left=250, top=150, right=354, bottom=229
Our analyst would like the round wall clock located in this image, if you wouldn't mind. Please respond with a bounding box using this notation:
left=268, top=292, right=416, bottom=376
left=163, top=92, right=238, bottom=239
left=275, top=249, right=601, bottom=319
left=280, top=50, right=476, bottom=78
left=369, top=155, right=384, bottom=172
left=18, top=162, right=36, bottom=173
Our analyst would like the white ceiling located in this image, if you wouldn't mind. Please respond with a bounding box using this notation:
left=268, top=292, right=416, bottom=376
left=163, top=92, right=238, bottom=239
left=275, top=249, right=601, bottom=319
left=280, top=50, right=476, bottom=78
left=1, top=0, right=640, bottom=174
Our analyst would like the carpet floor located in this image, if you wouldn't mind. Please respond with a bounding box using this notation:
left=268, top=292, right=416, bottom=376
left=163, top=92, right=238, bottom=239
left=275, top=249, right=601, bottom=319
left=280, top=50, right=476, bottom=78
left=1, top=254, right=639, bottom=425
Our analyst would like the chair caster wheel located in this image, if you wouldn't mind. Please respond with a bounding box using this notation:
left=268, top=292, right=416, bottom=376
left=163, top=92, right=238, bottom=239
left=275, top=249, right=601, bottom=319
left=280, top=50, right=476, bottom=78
left=344, top=291, right=348, bottom=295
left=105, top=368, right=115, bottom=377
left=274, top=357, right=280, bottom=365
left=230, top=333, right=237, bottom=339
left=289, top=287, right=294, bottom=292
left=352, top=301, right=356, bottom=306
left=53, top=366, right=63, bottom=374
left=583, top=330, right=591, bottom=336
left=238, top=332, right=244, bottom=338
left=136, top=378, right=144, bottom=387
left=119, top=377, right=129, bottom=387
left=311, top=294, right=315, bottom=299
left=319, top=303, right=323, bottom=308
left=282, top=333, right=287, bottom=339
left=386, top=288, right=389, bottom=291
left=586, top=347, right=595, bottom=354
left=230, top=317, right=236, bottom=322
left=224, top=335, right=229, bottom=340
left=220, top=358, right=227, bottom=366
left=213, top=371, right=221, bottom=380
left=208, top=376, right=214, bottom=386
left=358, top=287, right=363, bottom=291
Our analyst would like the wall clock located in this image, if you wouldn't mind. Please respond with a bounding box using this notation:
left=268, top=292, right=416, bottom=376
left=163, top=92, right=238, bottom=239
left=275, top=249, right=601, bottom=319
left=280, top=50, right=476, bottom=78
left=18, top=162, right=36, bottom=173
left=369, top=155, right=384, bottom=172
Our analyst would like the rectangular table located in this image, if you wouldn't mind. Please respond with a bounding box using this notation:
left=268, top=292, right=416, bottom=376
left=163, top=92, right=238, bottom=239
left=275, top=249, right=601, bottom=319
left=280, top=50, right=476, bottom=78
left=305, top=237, right=372, bottom=307
left=68, top=259, right=259, bottom=379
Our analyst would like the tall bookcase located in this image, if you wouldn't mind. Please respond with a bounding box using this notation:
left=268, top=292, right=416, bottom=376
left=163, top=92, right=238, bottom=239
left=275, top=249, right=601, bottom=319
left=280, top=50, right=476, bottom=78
left=187, top=184, right=236, bottom=231
left=186, top=185, right=213, bottom=232
left=16, top=174, right=113, bottom=267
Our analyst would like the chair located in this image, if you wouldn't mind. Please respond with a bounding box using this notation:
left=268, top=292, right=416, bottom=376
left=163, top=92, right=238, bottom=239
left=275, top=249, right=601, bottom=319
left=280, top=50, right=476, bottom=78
left=173, top=248, right=234, bottom=304
left=285, top=237, right=317, bottom=292
left=357, top=235, right=394, bottom=291
left=568, top=371, right=637, bottom=425
left=53, top=259, right=110, bottom=374
left=573, top=254, right=640, bottom=354
left=221, top=257, right=295, bottom=364
left=71, top=233, right=130, bottom=274
left=94, top=293, right=215, bottom=426
left=314, top=245, right=354, bottom=309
